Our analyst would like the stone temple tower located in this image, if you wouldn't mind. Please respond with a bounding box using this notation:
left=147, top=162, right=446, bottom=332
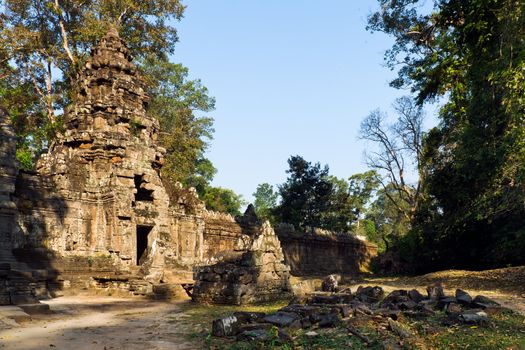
left=14, top=27, right=204, bottom=285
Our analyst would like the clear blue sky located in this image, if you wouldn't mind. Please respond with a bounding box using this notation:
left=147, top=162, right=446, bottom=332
left=172, top=1, right=436, bottom=204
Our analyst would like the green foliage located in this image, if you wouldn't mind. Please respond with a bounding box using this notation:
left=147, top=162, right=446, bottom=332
left=274, top=156, right=380, bottom=232
left=202, top=187, right=246, bottom=217
left=141, top=56, right=216, bottom=189
left=365, top=184, right=412, bottom=251
left=274, top=155, right=333, bottom=229
left=15, top=147, right=33, bottom=170
left=252, top=183, right=278, bottom=223
left=369, top=0, right=525, bottom=271
left=429, top=310, right=525, bottom=349
left=322, top=171, right=380, bottom=233
left=0, top=0, right=187, bottom=163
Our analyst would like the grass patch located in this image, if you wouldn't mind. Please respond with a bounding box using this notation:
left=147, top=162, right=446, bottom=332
left=428, top=310, right=525, bottom=350
left=170, top=300, right=288, bottom=347
left=170, top=300, right=525, bottom=350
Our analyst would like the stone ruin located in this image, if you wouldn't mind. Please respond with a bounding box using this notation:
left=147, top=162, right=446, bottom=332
left=0, top=27, right=377, bottom=306
left=210, top=283, right=505, bottom=344
left=192, top=206, right=292, bottom=305
left=275, top=224, right=377, bottom=276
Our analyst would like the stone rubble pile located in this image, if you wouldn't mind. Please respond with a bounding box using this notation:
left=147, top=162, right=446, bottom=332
left=192, top=212, right=292, bottom=305
left=211, top=283, right=505, bottom=342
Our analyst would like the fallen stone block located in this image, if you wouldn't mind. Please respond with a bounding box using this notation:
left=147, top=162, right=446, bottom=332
left=355, top=286, right=384, bottom=303
left=472, top=295, right=500, bottom=309
left=408, top=289, right=425, bottom=303
left=318, top=312, right=341, bottom=328
left=212, top=315, right=238, bottom=337
left=459, top=311, right=488, bottom=324
left=233, top=311, right=266, bottom=324
left=263, top=312, right=299, bottom=327
left=455, top=289, right=472, bottom=306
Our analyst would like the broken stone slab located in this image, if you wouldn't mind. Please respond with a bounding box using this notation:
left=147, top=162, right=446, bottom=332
left=280, top=304, right=321, bottom=318
left=350, top=301, right=373, bottom=316
left=309, top=293, right=353, bottom=304
left=262, top=312, right=300, bottom=327
left=472, top=295, right=500, bottom=308
left=455, top=289, right=472, bottom=306
left=318, top=312, right=341, bottom=328
left=212, top=315, right=238, bottom=337
left=233, top=311, right=266, bottom=324
left=458, top=311, right=489, bottom=325
left=236, top=328, right=269, bottom=341
left=355, top=286, right=384, bottom=303
left=382, top=289, right=409, bottom=305
left=408, top=289, right=425, bottom=303
left=436, top=297, right=457, bottom=310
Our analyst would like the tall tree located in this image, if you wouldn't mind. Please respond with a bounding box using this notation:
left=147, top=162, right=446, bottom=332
left=360, top=96, right=425, bottom=221
left=141, top=57, right=216, bottom=188
left=275, top=156, right=332, bottom=229
left=203, top=187, right=245, bottom=217
left=2, top=0, right=185, bottom=123
left=322, top=171, right=380, bottom=233
left=252, top=183, right=278, bottom=222
left=369, top=0, right=525, bottom=270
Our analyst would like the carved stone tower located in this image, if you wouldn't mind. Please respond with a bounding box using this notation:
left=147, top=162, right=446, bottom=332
left=14, top=27, right=194, bottom=283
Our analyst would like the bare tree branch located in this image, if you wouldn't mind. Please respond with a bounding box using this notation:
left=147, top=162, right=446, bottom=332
left=360, top=96, right=425, bottom=220
left=54, top=0, right=76, bottom=65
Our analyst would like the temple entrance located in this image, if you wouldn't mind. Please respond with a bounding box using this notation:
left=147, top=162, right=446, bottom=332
left=136, top=225, right=152, bottom=265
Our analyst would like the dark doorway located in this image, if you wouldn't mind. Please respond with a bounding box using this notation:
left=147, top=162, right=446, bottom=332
left=136, top=225, right=153, bottom=265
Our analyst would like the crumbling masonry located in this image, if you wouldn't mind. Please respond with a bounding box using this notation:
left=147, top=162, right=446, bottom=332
left=0, top=28, right=375, bottom=305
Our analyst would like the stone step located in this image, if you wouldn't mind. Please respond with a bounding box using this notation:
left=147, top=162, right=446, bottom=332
left=18, top=303, right=51, bottom=315
left=0, top=306, right=31, bottom=323
left=151, top=283, right=191, bottom=300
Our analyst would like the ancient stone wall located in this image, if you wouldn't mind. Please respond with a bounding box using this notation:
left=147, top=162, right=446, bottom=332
left=202, top=211, right=243, bottom=260
left=0, top=111, right=18, bottom=250
left=275, top=224, right=377, bottom=276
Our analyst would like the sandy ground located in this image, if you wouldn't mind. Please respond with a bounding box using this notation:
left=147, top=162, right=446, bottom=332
left=1, top=267, right=524, bottom=350
left=0, top=296, right=199, bottom=350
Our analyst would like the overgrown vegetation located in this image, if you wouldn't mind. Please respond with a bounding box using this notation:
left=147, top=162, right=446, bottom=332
left=367, top=0, right=525, bottom=272
left=194, top=306, right=525, bottom=350
left=0, top=1, right=244, bottom=215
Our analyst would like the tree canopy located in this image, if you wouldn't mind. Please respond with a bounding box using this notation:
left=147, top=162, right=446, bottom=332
left=252, top=183, right=278, bottom=223
left=369, top=0, right=525, bottom=271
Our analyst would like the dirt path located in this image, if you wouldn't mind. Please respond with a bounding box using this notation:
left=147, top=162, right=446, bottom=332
left=0, top=296, right=200, bottom=350
left=1, top=267, right=524, bottom=350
